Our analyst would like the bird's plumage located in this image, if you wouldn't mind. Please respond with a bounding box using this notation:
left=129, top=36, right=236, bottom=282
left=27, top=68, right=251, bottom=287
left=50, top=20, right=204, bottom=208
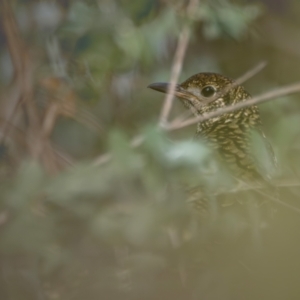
left=149, top=72, right=276, bottom=183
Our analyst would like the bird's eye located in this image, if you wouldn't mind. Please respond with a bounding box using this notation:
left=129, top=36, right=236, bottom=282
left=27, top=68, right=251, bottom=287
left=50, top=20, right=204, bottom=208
left=201, top=85, right=216, bottom=98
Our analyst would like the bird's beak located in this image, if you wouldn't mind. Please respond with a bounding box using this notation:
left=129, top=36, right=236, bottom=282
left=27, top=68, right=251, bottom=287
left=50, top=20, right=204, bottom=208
left=147, top=82, right=196, bottom=102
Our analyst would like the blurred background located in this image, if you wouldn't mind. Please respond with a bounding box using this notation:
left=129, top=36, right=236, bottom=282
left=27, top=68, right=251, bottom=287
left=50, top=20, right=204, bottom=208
left=1, top=0, right=300, bottom=299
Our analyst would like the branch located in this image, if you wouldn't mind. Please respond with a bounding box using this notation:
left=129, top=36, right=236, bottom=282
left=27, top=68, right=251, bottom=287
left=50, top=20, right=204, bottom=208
left=94, top=135, right=144, bottom=166
left=217, top=179, right=300, bottom=215
left=169, top=61, right=267, bottom=126
left=167, top=81, right=300, bottom=131
left=0, top=0, right=66, bottom=173
left=159, top=0, right=198, bottom=126
left=213, top=61, right=267, bottom=101
left=93, top=79, right=300, bottom=171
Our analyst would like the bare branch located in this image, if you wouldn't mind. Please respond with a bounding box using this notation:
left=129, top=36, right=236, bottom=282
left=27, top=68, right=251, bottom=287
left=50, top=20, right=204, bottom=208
left=170, top=61, right=267, bottom=126
left=234, top=61, right=267, bottom=86
left=213, top=61, right=267, bottom=101
left=253, top=185, right=300, bottom=214
left=93, top=81, right=300, bottom=167
left=159, top=0, right=199, bottom=126
left=219, top=179, right=300, bottom=214
left=167, top=81, right=300, bottom=131
left=0, top=1, right=69, bottom=173
left=94, top=134, right=144, bottom=166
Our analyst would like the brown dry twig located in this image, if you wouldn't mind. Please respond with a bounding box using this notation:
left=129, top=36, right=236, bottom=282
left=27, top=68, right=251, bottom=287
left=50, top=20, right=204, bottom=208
left=0, top=1, right=69, bottom=173
left=0, top=0, right=33, bottom=141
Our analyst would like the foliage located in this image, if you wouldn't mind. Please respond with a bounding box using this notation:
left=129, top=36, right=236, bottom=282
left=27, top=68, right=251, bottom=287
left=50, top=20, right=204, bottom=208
left=1, top=0, right=300, bottom=299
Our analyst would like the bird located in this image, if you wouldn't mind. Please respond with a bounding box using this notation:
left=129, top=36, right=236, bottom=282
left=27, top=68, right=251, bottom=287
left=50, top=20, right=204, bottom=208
left=148, top=72, right=276, bottom=213
left=148, top=72, right=276, bottom=183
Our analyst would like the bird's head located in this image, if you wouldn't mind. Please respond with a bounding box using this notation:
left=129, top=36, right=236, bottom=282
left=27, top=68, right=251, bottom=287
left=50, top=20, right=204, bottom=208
left=148, top=73, right=249, bottom=115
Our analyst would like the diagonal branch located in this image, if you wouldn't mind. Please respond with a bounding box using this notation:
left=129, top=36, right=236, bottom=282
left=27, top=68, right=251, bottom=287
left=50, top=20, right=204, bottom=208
left=213, top=61, right=267, bottom=101
left=94, top=80, right=300, bottom=167
left=170, top=61, right=267, bottom=126
left=167, top=81, right=300, bottom=131
left=159, top=0, right=199, bottom=126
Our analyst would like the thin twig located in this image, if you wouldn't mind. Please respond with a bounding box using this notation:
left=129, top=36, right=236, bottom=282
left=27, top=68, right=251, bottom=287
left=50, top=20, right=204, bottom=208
left=159, top=0, right=198, bottom=126
left=219, top=179, right=300, bottom=214
left=95, top=1, right=199, bottom=166
left=213, top=61, right=267, bottom=102
left=93, top=81, right=300, bottom=166
left=254, top=185, right=300, bottom=214
left=167, top=81, right=300, bottom=131
left=235, top=61, right=267, bottom=86
left=0, top=0, right=29, bottom=142
left=94, top=134, right=144, bottom=166
left=170, top=61, right=267, bottom=125
left=1, top=0, right=64, bottom=173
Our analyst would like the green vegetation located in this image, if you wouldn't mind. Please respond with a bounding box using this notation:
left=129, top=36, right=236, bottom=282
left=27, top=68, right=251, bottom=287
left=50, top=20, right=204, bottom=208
left=1, top=0, right=300, bottom=299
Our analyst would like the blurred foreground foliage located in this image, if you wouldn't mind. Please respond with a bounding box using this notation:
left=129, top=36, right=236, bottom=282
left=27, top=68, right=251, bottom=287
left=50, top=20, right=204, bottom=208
left=0, top=126, right=282, bottom=300
left=1, top=0, right=300, bottom=300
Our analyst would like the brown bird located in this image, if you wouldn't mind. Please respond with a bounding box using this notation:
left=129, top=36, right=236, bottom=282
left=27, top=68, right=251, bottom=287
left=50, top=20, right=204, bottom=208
left=148, top=72, right=276, bottom=184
